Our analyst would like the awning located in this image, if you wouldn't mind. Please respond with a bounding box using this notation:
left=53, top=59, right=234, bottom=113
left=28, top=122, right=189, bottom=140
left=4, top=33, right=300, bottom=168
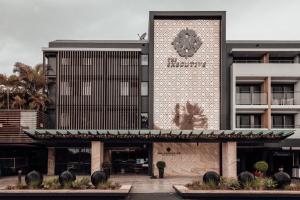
left=24, top=129, right=294, bottom=143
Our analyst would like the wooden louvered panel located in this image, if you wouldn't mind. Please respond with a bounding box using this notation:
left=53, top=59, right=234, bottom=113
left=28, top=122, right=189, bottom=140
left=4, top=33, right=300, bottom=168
left=57, top=51, right=141, bottom=130
left=0, top=110, right=48, bottom=144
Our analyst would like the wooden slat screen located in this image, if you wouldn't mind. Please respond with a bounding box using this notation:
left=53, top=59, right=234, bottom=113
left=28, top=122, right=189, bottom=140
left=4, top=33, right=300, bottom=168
left=0, top=110, right=47, bottom=144
left=57, top=51, right=140, bottom=129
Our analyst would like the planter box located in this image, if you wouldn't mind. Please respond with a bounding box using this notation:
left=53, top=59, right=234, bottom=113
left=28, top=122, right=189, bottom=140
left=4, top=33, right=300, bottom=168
left=173, top=185, right=300, bottom=200
left=0, top=185, right=131, bottom=200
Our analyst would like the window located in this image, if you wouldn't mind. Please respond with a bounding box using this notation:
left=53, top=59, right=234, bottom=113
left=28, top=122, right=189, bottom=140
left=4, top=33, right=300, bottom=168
left=236, top=114, right=262, bottom=128
left=272, top=114, right=295, bottom=128
left=141, top=55, right=148, bottom=66
left=61, top=58, right=69, bottom=65
left=236, top=84, right=263, bottom=105
left=120, top=81, right=129, bottom=96
left=141, top=82, right=148, bottom=96
left=60, top=112, right=70, bottom=128
left=60, top=82, right=70, bottom=96
left=141, top=113, right=149, bottom=129
left=83, top=82, right=91, bottom=96
left=272, top=84, right=294, bottom=105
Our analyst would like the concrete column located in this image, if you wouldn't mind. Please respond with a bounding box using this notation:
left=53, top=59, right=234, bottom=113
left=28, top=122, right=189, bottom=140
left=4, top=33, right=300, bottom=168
left=91, top=141, right=104, bottom=174
left=47, top=147, right=55, bottom=176
left=222, top=142, right=237, bottom=178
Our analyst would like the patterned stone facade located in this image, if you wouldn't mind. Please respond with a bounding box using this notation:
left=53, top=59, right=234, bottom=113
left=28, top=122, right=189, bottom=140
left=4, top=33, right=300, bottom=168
left=153, top=19, right=221, bottom=130
left=153, top=143, right=220, bottom=176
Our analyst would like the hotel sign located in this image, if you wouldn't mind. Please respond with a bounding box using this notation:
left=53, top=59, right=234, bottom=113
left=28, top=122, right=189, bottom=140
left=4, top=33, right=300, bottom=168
left=168, top=28, right=206, bottom=68
left=172, top=28, right=202, bottom=58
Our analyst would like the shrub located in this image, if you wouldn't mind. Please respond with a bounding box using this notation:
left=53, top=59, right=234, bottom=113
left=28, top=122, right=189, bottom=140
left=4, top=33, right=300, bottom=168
left=203, top=171, right=220, bottom=186
left=72, top=177, right=91, bottom=189
left=273, top=171, right=291, bottom=189
left=254, top=161, right=269, bottom=173
left=285, top=183, right=300, bottom=191
left=97, top=180, right=121, bottom=190
left=156, top=161, right=166, bottom=169
left=59, top=171, right=76, bottom=188
left=91, top=171, right=107, bottom=187
left=238, top=171, right=255, bottom=188
left=222, top=178, right=240, bottom=190
left=25, top=170, right=43, bottom=189
left=263, top=178, right=277, bottom=190
left=185, top=181, right=202, bottom=190
left=43, top=178, right=61, bottom=190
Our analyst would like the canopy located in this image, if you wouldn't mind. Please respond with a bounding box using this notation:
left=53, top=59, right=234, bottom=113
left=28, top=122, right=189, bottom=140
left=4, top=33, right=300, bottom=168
left=24, top=129, right=294, bottom=142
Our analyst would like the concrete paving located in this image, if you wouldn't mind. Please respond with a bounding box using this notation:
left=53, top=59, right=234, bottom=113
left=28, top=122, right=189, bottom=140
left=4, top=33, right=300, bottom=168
left=110, top=175, right=195, bottom=193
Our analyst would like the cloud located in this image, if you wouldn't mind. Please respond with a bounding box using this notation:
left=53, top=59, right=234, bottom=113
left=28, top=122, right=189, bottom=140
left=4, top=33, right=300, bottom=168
left=0, top=0, right=300, bottom=74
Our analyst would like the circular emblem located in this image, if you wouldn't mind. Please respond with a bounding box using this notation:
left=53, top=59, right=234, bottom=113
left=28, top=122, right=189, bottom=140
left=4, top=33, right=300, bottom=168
left=172, top=28, right=202, bottom=59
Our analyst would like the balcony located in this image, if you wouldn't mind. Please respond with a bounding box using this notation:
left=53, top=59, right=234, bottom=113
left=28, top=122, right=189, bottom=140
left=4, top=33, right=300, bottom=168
left=272, top=124, right=300, bottom=129
left=236, top=124, right=264, bottom=129
left=236, top=92, right=267, bottom=105
left=272, top=92, right=300, bottom=105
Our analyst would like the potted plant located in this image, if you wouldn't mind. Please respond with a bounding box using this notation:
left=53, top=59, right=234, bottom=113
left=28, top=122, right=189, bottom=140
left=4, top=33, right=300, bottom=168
left=254, top=161, right=268, bottom=177
left=156, top=161, right=166, bottom=178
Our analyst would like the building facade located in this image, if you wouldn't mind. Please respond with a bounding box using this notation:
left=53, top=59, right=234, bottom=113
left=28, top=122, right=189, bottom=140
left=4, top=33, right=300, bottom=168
left=0, top=11, right=297, bottom=177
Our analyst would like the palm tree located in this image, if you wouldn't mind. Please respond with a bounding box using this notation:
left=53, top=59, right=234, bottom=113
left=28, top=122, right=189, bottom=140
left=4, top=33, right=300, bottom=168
left=13, top=62, right=46, bottom=96
left=11, top=95, right=26, bottom=109
left=0, top=62, right=48, bottom=111
left=29, top=94, right=48, bottom=111
left=173, top=101, right=208, bottom=130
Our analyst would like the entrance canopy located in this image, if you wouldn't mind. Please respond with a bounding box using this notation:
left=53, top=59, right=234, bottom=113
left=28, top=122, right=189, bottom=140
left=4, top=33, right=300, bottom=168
left=24, top=129, right=294, bottom=143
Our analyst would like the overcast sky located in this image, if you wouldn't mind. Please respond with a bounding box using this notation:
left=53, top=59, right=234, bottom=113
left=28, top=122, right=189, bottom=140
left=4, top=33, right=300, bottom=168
left=1, top=0, right=300, bottom=75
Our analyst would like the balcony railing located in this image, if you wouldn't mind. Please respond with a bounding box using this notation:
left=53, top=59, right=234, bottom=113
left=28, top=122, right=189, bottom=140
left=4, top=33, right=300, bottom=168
left=233, top=60, right=261, bottom=63
left=271, top=92, right=300, bottom=105
left=272, top=124, right=300, bottom=129
left=236, top=125, right=264, bottom=129
left=236, top=92, right=267, bottom=105
left=269, top=60, right=294, bottom=63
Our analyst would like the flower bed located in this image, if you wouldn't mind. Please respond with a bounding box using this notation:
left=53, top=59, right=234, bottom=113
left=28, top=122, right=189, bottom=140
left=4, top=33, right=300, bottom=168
left=185, top=177, right=300, bottom=191
left=0, top=170, right=131, bottom=200
left=174, top=170, right=300, bottom=199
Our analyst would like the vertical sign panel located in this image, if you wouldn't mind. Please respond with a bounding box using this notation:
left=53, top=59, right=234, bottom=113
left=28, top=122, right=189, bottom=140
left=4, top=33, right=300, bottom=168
left=153, top=18, right=221, bottom=130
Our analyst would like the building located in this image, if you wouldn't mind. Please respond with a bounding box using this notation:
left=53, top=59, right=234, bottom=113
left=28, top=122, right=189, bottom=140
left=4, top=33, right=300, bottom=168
left=228, top=41, right=300, bottom=175
left=0, top=11, right=296, bottom=178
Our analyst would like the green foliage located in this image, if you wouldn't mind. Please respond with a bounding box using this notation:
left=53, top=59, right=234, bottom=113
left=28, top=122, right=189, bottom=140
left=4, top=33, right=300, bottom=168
left=254, top=161, right=269, bottom=173
left=96, top=181, right=121, bottom=190
left=43, top=178, right=61, bottom=190
left=285, top=183, right=300, bottom=190
left=0, top=62, right=48, bottom=111
left=156, top=161, right=166, bottom=169
left=71, top=177, right=91, bottom=189
left=263, top=178, right=277, bottom=190
left=224, top=178, right=241, bottom=190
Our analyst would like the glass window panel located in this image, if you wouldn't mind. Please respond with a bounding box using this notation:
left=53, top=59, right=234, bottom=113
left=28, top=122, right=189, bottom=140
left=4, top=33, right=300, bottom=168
left=239, top=115, right=251, bottom=128
left=83, top=82, right=91, bottom=96
left=141, top=55, right=148, bottom=66
left=120, top=81, right=129, bottom=96
left=141, top=82, right=148, bottom=96
left=60, top=82, right=70, bottom=96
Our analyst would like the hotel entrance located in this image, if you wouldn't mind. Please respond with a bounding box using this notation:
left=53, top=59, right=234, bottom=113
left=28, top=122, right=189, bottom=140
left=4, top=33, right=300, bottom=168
left=105, top=143, right=151, bottom=175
